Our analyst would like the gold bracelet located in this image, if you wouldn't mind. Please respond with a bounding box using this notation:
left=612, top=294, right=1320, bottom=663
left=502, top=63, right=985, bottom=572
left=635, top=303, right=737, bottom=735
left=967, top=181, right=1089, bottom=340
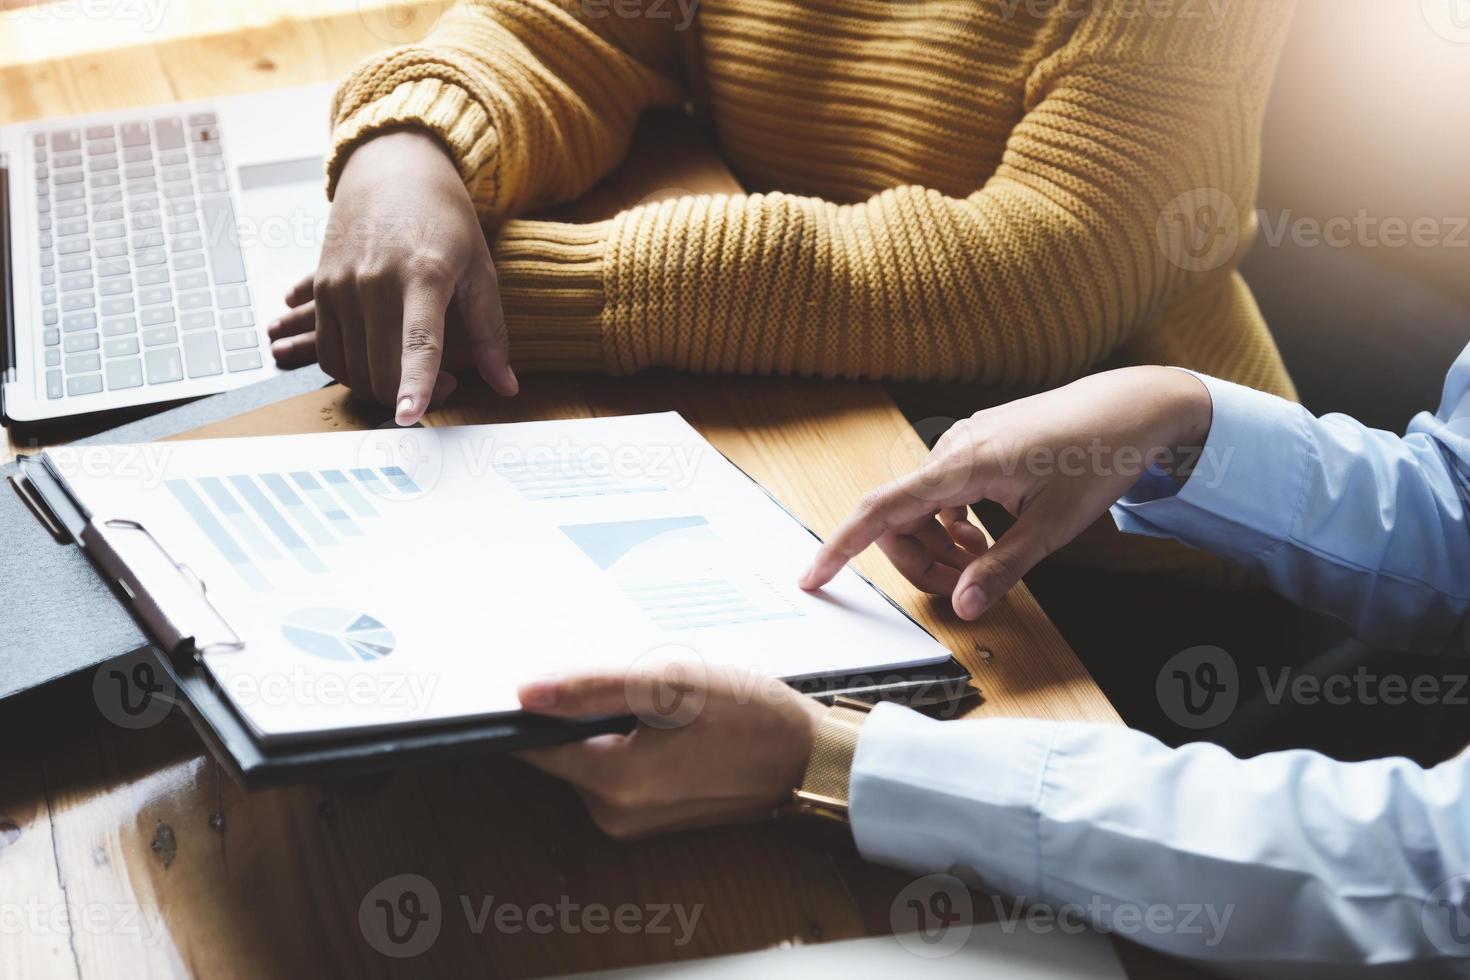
left=790, top=696, right=873, bottom=821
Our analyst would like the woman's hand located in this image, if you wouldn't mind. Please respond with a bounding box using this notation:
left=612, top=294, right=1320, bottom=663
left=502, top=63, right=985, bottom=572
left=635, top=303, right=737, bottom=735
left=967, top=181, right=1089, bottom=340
left=268, top=130, right=518, bottom=425
left=800, top=366, right=1214, bottom=619
left=516, top=662, right=826, bottom=840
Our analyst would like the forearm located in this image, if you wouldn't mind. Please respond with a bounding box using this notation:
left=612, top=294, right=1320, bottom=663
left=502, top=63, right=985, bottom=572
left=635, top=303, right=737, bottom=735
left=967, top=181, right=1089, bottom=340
left=850, top=703, right=1470, bottom=976
left=1113, top=371, right=1470, bottom=655
left=328, top=0, right=683, bottom=219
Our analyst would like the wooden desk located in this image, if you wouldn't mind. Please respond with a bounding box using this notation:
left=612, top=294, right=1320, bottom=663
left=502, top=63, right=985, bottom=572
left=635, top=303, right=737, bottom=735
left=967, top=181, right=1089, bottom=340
left=1, top=6, right=1131, bottom=978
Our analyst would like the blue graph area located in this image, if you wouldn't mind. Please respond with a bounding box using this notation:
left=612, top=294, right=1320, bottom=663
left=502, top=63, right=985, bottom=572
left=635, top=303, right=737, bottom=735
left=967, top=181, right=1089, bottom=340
left=560, top=516, right=711, bottom=570
left=166, top=468, right=417, bottom=590
left=281, top=607, right=396, bottom=662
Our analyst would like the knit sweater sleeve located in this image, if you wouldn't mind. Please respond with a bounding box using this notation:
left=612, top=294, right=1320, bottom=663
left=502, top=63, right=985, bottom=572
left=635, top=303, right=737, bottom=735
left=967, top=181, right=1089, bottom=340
left=326, top=0, right=684, bottom=221
left=497, top=2, right=1297, bottom=384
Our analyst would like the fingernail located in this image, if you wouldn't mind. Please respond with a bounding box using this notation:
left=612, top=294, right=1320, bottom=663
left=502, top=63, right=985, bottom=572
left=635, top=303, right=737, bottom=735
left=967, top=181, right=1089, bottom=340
left=497, top=363, right=520, bottom=397
left=956, top=585, right=986, bottom=619
left=520, top=680, right=557, bottom=710
left=798, top=564, right=817, bottom=590
left=395, top=396, right=414, bottom=423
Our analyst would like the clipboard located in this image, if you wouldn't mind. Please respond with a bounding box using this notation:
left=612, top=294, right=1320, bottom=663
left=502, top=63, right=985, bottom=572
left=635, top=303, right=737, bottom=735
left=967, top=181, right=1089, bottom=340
left=11, top=435, right=976, bottom=790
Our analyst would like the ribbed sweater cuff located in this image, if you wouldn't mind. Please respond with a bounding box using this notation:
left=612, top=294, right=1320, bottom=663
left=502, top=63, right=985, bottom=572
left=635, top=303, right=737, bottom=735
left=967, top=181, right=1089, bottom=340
left=494, top=219, right=610, bottom=373
left=327, top=75, right=498, bottom=200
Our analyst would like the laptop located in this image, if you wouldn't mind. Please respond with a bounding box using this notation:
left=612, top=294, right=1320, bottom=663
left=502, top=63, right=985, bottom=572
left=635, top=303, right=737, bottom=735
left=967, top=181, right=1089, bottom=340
left=1, top=82, right=335, bottom=426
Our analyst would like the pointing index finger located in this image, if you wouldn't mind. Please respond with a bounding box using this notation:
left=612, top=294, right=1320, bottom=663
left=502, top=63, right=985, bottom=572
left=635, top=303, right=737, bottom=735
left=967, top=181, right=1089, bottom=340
left=799, top=478, right=937, bottom=590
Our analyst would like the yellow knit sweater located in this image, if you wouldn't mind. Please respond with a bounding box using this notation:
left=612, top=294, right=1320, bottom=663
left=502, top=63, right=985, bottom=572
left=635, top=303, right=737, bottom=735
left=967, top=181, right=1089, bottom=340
left=328, top=0, right=1298, bottom=400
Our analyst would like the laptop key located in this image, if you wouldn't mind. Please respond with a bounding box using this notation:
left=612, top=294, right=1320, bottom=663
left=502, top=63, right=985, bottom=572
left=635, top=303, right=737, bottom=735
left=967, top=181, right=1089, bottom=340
left=96, top=241, right=128, bottom=259
left=136, top=267, right=169, bottom=286
left=99, top=277, right=132, bottom=297
left=222, top=329, right=259, bottom=351
left=64, top=332, right=99, bottom=353
left=141, top=306, right=174, bottom=326
left=60, top=254, right=91, bottom=274
left=132, top=231, right=164, bottom=249
left=197, top=174, right=228, bottom=195
left=181, top=310, right=216, bottom=331
left=66, top=374, right=103, bottom=396
left=145, top=347, right=184, bottom=384
left=58, top=237, right=90, bottom=255
left=134, top=248, right=166, bottom=267
left=215, top=284, right=250, bottom=309
left=183, top=332, right=223, bottom=377
left=86, top=125, right=114, bottom=140
left=56, top=218, right=88, bottom=239
left=41, top=268, right=55, bottom=287
left=57, top=202, right=86, bottom=220
left=161, top=166, right=191, bottom=183
left=153, top=117, right=185, bottom=150
left=105, top=358, right=144, bottom=390
left=54, top=170, right=84, bottom=185
left=226, top=350, right=263, bottom=373
left=187, top=112, right=218, bottom=127
left=123, top=146, right=151, bottom=163
left=55, top=186, right=85, bottom=202
left=65, top=353, right=101, bottom=374
left=45, top=349, right=61, bottom=367
left=95, top=222, right=126, bottom=240
left=60, top=272, right=93, bottom=292
left=198, top=195, right=246, bottom=284
left=159, top=148, right=188, bottom=167
left=54, top=151, right=82, bottom=169
left=142, top=325, right=177, bottom=347
left=170, top=233, right=203, bottom=253
left=103, top=316, right=137, bottom=337
left=89, top=155, right=118, bottom=172
left=46, top=371, right=63, bottom=399
left=39, top=250, right=54, bottom=268
left=43, top=328, right=60, bottom=347
left=139, top=286, right=171, bottom=306
left=175, top=270, right=208, bottom=291
left=192, top=140, right=222, bottom=158
left=220, top=309, right=254, bottom=329
left=194, top=157, right=224, bottom=174
left=97, top=258, right=130, bottom=277
left=131, top=211, right=161, bottom=230
left=93, top=204, right=124, bottom=222
left=178, top=290, right=211, bottom=311
left=120, top=122, right=151, bottom=147
left=105, top=337, right=140, bottom=358
left=63, top=312, right=97, bottom=332
left=167, top=214, right=199, bottom=234
left=51, top=130, right=81, bottom=152
left=43, top=309, right=58, bottom=326
left=101, top=296, right=135, bottom=316
left=172, top=252, right=205, bottom=272
left=90, top=171, right=121, bottom=188
left=62, top=292, right=95, bottom=312
left=124, top=163, right=154, bottom=180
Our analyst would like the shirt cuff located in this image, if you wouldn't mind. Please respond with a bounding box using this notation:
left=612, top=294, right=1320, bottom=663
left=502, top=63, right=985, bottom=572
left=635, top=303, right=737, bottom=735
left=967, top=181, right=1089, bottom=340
left=1109, top=372, right=1315, bottom=566
left=848, top=703, right=1056, bottom=902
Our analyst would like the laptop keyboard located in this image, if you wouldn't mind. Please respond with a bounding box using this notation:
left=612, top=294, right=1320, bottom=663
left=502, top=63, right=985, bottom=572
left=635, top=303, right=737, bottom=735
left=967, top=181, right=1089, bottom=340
left=32, top=112, right=264, bottom=401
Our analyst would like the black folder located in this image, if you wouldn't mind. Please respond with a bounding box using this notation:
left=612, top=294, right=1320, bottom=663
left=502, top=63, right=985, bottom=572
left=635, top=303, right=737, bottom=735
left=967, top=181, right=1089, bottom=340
left=7, top=388, right=974, bottom=790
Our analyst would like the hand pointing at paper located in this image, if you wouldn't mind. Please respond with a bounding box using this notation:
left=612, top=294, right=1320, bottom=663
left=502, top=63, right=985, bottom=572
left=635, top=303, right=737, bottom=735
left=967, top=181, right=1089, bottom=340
left=267, top=131, right=519, bottom=425
left=799, top=367, right=1215, bottom=620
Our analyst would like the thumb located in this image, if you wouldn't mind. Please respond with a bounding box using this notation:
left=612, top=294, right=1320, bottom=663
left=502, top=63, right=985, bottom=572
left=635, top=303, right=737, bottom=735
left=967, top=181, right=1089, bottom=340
left=950, top=513, right=1055, bottom=620
left=519, top=671, right=631, bottom=718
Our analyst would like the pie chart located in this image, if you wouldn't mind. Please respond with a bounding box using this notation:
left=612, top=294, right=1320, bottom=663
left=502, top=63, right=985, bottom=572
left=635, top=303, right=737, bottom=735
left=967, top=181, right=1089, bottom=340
left=281, top=607, right=396, bottom=662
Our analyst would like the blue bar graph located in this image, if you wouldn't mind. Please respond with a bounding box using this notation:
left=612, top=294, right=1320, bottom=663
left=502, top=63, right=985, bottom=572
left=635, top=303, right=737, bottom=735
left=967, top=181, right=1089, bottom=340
left=228, top=476, right=328, bottom=574
left=380, top=466, right=421, bottom=493
left=196, top=476, right=280, bottom=561
left=166, top=480, right=270, bottom=592
left=261, top=473, right=335, bottom=547
left=322, top=469, right=377, bottom=518
left=350, top=468, right=391, bottom=497
left=290, top=471, right=362, bottom=537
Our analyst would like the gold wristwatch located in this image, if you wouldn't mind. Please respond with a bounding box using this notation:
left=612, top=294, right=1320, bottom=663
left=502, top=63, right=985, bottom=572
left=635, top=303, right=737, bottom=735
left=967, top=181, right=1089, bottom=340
left=787, top=696, right=873, bottom=823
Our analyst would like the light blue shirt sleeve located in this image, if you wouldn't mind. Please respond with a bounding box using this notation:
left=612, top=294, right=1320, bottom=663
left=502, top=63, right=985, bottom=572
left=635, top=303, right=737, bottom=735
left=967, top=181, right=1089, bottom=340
left=1109, top=344, right=1470, bottom=655
left=850, top=703, right=1470, bottom=977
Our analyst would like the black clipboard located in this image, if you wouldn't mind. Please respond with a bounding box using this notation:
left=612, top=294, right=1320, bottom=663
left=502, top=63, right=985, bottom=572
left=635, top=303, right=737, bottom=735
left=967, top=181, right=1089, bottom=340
left=12, top=428, right=975, bottom=790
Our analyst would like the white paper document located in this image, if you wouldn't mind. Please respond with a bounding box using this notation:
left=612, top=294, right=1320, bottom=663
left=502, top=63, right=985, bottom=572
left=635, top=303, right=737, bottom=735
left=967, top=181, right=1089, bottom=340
left=46, top=413, right=952, bottom=743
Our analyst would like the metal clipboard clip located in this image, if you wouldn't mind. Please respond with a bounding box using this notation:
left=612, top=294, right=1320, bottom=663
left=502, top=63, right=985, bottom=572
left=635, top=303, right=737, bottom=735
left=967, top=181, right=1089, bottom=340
left=83, top=518, right=246, bottom=668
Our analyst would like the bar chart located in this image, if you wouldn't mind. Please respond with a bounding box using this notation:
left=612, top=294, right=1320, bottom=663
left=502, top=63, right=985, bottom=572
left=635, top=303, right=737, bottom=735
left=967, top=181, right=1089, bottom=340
left=165, top=466, right=423, bottom=591
left=560, top=516, right=804, bottom=631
